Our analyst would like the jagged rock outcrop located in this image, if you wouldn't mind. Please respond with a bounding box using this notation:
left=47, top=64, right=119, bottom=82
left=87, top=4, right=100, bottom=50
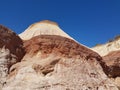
left=0, top=25, right=25, bottom=89
left=19, top=20, right=73, bottom=40
left=3, top=35, right=118, bottom=90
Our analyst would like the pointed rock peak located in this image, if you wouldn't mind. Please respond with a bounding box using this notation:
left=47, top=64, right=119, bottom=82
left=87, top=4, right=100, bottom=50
left=19, top=20, right=74, bottom=40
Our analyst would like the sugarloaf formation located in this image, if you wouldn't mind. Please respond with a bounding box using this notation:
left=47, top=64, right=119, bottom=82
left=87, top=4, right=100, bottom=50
left=19, top=20, right=73, bottom=40
left=0, top=20, right=119, bottom=90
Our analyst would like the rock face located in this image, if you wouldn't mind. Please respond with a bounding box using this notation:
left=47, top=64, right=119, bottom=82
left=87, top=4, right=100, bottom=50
left=92, top=37, right=120, bottom=56
left=0, top=25, right=25, bottom=89
left=92, top=36, right=120, bottom=89
left=19, top=20, right=73, bottom=40
left=3, top=35, right=118, bottom=90
left=102, top=50, right=120, bottom=89
left=92, top=36, right=120, bottom=78
left=0, top=21, right=119, bottom=90
left=103, top=50, right=120, bottom=78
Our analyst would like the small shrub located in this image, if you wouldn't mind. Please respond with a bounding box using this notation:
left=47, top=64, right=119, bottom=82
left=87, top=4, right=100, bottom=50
left=114, top=35, right=120, bottom=40
left=108, top=39, right=114, bottom=43
left=95, top=44, right=102, bottom=47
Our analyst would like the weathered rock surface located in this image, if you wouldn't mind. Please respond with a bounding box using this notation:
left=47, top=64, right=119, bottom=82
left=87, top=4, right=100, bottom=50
left=0, top=25, right=25, bottom=89
left=102, top=50, right=120, bottom=89
left=19, top=20, right=73, bottom=40
left=3, top=35, right=118, bottom=90
left=92, top=36, right=120, bottom=56
left=103, top=50, right=120, bottom=78
left=92, top=36, right=120, bottom=89
left=0, top=25, right=25, bottom=62
left=1, top=20, right=119, bottom=90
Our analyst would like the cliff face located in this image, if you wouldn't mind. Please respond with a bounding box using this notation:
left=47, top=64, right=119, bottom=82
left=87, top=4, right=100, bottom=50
left=0, top=20, right=119, bottom=90
left=0, top=25, right=25, bottom=89
left=3, top=35, right=118, bottom=90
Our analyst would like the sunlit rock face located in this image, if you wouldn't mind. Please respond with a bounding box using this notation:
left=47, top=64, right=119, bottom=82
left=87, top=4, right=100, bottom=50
left=0, top=25, right=25, bottom=89
left=92, top=36, right=120, bottom=89
left=19, top=20, right=73, bottom=40
left=92, top=37, right=120, bottom=56
left=0, top=21, right=119, bottom=90
left=3, top=35, right=118, bottom=90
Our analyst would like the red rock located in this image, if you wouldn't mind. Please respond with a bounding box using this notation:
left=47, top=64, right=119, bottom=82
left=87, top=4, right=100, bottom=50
left=0, top=25, right=25, bottom=64
left=0, top=25, right=25, bottom=88
left=103, top=50, right=120, bottom=78
left=23, top=35, right=101, bottom=59
left=5, top=35, right=118, bottom=90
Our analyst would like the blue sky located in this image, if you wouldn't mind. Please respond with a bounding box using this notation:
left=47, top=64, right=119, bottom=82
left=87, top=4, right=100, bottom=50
left=0, top=0, right=120, bottom=47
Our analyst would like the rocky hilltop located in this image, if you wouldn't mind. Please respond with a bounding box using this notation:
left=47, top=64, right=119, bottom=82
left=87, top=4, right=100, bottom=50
left=0, top=20, right=119, bottom=90
left=0, top=25, right=25, bottom=89
left=92, top=36, right=120, bottom=89
left=19, top=20, right=73, bottom=40
left=92, top=36, right=120, bottom=56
